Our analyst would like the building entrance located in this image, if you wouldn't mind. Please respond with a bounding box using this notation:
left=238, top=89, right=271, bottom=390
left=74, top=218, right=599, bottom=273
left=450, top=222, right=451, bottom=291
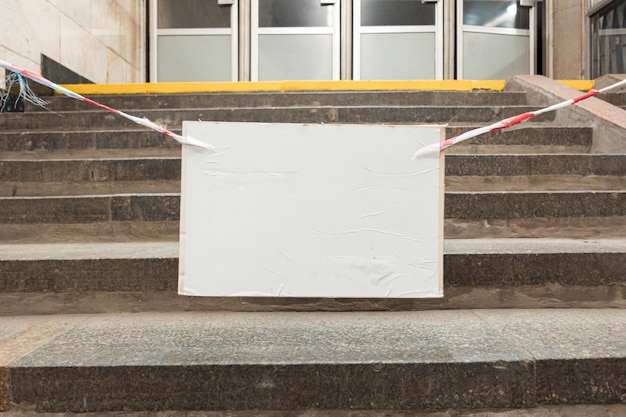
left=150, top=0, right=538, bottom=81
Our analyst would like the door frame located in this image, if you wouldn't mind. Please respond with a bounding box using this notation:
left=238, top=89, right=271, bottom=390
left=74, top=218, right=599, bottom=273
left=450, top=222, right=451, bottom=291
left=250, top=0, right=341, bottom=81
left=456, top=0, right=536, bottom=79
left=149, top=0, right=239, bottom=82
left=352, top=0, right=444, bottom=80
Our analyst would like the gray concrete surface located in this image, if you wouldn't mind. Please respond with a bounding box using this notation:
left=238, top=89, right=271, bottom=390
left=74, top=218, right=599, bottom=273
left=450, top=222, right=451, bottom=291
left=506, top=75, right=626, bottom=154
left=0, top=310, right=623, bottom=412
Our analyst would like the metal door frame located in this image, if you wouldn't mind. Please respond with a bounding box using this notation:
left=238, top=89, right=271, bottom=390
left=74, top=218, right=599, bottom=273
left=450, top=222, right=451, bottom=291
left=250, top=0, right=341, bottom=81
left=456, top=0, right=536, bottom=79
left=352, top=0, right=444, bottom=80
left=149, top=0, right=239, bottom=82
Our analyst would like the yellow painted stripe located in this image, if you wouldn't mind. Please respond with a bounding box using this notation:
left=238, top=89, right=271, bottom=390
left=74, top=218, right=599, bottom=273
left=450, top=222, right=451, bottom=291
left=60, top=80, right=506, bottom=95
left=58, top=79, right=596, bottom=95
left=558, top=80, right=595, bottom=91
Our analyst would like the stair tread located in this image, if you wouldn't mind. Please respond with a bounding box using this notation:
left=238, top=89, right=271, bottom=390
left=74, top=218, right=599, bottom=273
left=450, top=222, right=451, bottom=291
left=1, top=238, right=623, bottom=261
left=446, top=175, right=626, bottom=192
left=0, top=149, right=180, bottom=159
left=5, top=151, right=622, bottom=160
left=2, top=177, right=623, bottom=197
left=2, top=309, right=623, bottom=366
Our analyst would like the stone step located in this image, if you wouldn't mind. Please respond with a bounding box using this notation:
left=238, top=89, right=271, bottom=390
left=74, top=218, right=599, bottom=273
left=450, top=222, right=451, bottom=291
left=446, top=154, right=626, bottom=176
left=2, top=213, right=624, bottom=242
left=2, top=154, right=623, bottom=188
left=0, top=309, right=623, bottom=413
left=0, top=157, right=181, bottom=183
left=447, top=175, right=626, bottom=192
left=0, top=192, right=624, bottom=226
left=597, top=92, right=626, bottom=106
left=0, top=222, right=180, bottom=244
left=0, top=130, right=181, bottom=152
left=0, top=126, right=592, bottom=153
left=3, top=176, right=624, bottom=198
left=0, top=106, right=555, bottom=131
left=450, top=216, right=625, bottom=239
left=445, top=191, right=626, bottom=219
left=0, top=239, right=623, bottom=314
left=25, top=90, right=529, bottom=112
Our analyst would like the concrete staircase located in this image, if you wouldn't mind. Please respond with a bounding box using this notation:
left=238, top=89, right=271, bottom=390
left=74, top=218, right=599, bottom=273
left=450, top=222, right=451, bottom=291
left=0, top=76, right=624, bottom=415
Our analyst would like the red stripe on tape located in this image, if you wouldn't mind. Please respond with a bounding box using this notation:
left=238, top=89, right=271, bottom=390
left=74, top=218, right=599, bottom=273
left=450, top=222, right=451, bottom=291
left=572, top=89, right=600, bottom=103
left=492, top=112, right=535, bottom=131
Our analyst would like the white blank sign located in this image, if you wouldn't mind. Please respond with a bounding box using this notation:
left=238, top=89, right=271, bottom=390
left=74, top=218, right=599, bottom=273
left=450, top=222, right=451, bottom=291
left=179, top=122, right=444, bottom=298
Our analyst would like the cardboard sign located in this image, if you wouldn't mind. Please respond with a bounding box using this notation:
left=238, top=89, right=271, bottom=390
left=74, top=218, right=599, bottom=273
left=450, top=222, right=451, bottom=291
left=179, top=122, right=444, bottom=298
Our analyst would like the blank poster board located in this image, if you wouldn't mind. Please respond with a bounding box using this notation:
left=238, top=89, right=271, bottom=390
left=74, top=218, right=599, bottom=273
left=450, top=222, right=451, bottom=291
left=179, top=122, right=444, bottom=298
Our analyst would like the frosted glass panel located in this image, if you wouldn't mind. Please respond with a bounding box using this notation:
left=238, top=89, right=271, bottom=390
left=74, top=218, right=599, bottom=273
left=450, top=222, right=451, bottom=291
left=463, top=32, right=529, bottom=79
left=361, top=33, right=436, bottom=80
left=158, top=35, right=231, bottom=82
left=258, top=34, right=332, bottom=80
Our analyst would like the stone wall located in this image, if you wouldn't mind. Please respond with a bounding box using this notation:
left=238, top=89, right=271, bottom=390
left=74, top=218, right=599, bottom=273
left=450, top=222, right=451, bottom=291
left=549, top=0, right=586, bottom=79
left=0, top=0, right=145, bottom=83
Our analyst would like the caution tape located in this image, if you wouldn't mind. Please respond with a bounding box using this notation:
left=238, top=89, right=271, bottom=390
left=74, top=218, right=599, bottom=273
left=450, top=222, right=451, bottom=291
left=0, top=59, right=213, bottom=150
left=413, top=78, right=626, bottom=158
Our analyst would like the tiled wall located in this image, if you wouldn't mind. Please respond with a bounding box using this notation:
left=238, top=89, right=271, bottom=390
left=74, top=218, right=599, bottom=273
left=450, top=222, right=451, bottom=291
left=0, top=0, right=145, bottom=83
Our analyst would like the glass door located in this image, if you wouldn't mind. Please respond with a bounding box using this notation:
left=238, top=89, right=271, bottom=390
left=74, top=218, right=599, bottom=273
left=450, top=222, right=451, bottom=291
left=150, top=0, right=238, bottom=82
left=458, top=0, right=535, bottom=79
left=590, top=1, right=626, bottom=77
left=353, top=0, right=443, bottom=80
left=251, top=0, right=340, bottom=81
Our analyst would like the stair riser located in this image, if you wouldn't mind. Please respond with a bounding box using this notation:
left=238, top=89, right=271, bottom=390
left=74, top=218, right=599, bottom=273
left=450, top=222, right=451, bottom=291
left=0, top=131, right=180, bottom=152
left=0, top=195, right=179, bottom=224
left=0, top=127, right=592, bottom=152
left=2, top=155, right=623, bottom=183
left=598, top=92, right=626, bottom=106
left=1, top=286, right=623, bottom=315
left=0, top=159, right=181, bottom=182
left=446, top=192, right=626, bottom=219
left=1, top=252, right=622, bottom=293
left=0, top=107, right=555, bottom=130
left=0, top=193, right=623, bottom=224
left=26, top=91, right=529, bottom=112
left=9, top=363, right=535, bottom=412
left=447, top=155, right=626, bottom=176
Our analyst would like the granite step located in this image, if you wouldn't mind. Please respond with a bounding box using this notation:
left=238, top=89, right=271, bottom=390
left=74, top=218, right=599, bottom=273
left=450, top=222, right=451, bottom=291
left=3, top=176, right=624, bottom=197
left=0, top=126, right=592, bottom=153
left=0, top=309, right=623, bottom=413
left=2, top=154, right=623, bottom=189
left=0, top=222, right=180, bottom=244
left=446, top=175, right=626, bottom=192
left=0, top=239, right=623, bottom=314
left=0, top=106, right=556, bottom=131
left=0, top=157, right=181, bottom=183
left=2, top=212, right=624, bottom=242
left=1, top=191, right=623, bottom=224
left=0, top=130, right=181, bottom=152
left=597, top=92, right=626, bottom=107
left=25, top=91, right=529, bottom=112
left=0, top=181, right=180, bottom=197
